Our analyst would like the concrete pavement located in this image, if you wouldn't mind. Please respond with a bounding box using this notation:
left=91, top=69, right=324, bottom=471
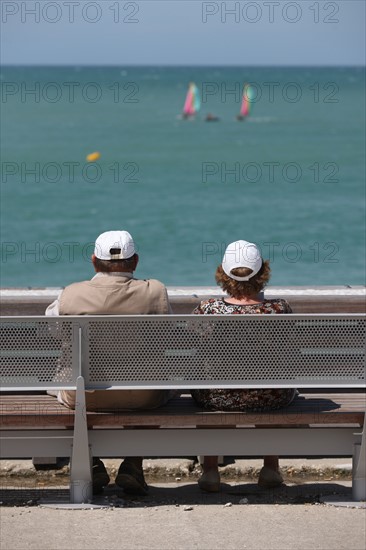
left=1, top=481, right=365, bottom=550
left=1, top=458, right=365, bottom=550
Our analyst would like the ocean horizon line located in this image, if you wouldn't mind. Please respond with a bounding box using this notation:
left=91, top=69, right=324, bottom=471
left=1, top=64, right=365, bottom=69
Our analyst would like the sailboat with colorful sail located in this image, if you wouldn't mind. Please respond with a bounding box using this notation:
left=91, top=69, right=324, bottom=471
left=182, top=82, right=201, bottom=118
left=237, top=83, right=254, bottom=121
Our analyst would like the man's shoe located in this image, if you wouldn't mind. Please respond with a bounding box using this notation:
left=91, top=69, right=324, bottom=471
left=92, top=458, right=110, bottom=495
left=115, top=462, right=148, bottom=496
left=258, top=466, right=284, bottom=489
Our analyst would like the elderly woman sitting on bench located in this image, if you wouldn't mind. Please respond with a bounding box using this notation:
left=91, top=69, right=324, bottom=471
left=191, top=240, right=297, bottom=492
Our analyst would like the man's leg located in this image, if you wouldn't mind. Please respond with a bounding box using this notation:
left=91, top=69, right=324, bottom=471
left=115, top=456, right=148, bottom=495
left=88, top=389, right=173, bottom=495
left=92, top=457, right=110, bottom=494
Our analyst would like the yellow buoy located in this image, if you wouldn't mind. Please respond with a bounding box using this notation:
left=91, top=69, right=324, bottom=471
left=86, top=152, right=101, bottom=162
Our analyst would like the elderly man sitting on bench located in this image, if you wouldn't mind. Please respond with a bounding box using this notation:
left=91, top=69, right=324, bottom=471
left=46, top=229, right=174, bottom=495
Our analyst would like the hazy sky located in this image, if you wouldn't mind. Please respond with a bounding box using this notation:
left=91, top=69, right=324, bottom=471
left=1, top=0, right=365, bottom=65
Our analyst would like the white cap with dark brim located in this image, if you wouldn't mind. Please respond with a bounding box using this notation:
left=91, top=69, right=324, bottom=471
left=94, top=230, right=135, bottom=260
left=222, top=240, right=262, bottom=281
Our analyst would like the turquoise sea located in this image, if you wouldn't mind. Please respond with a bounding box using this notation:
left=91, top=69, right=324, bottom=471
left=1, top=66, right=365, bottom=287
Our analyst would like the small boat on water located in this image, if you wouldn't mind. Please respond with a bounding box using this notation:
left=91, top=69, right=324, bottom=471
left=182, top=82, right=201, bottom=119
left=205, top=113, right=220, bottom=122
left=237, top=84, right=254, bottom=121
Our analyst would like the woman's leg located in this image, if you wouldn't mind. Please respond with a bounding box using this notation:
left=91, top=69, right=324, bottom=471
left=203, top=456, right=219, bottom=473
left=263, top=455, right=280, bottom=471
left=258, top=455, right=283, bottom=488
left=198, top=456, right=221, bottom=492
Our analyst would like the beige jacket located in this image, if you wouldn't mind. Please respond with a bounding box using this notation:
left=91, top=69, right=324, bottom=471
left=58, top=272, right=171, bottom=316
left=46, top=272, right=172, bottom=410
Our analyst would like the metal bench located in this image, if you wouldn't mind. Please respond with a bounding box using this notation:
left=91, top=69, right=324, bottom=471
left=1, top=314, right=365, bottom=505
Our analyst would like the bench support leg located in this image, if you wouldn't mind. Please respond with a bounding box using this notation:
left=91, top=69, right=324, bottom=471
left=70, top=376, right=92, bottom=504
left=353, top=432, right=366, bottom=502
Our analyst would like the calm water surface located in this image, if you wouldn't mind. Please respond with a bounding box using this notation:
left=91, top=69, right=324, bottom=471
left=1, top=66, right=365, bottom=287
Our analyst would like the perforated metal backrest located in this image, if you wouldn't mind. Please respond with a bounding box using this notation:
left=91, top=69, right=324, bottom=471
left=0, top=318, right=79, bottom=390
left=80, top=314, right=366, bottom=389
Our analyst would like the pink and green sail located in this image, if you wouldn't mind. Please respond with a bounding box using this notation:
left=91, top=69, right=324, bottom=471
left=240, top=84, right=255, bottom=117
left=183, top=83, right=201, bottom=116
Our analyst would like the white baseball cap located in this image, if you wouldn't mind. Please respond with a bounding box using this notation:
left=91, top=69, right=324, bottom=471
left=222, top=240, right=262, bottom=281
left=94, top=230, right=136, bottom=260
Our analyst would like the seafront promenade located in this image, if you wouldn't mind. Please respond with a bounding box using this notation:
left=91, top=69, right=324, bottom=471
left=1, top=457, right=365, bottom=549
left=1, top=486, right=364, bottom=550
left=0, top=474, right=365, bottom=550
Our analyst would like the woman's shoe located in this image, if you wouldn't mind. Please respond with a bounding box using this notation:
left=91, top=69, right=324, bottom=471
left=258, top=466, right=284, bottom=488
left=197, top=471, right=221, bottom=493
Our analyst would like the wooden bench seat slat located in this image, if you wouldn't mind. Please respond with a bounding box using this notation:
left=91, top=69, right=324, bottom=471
left=1, top=393, right=364, bottom=428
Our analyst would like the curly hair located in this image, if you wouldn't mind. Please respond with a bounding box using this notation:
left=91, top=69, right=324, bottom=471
left=215, top=260, right=271, bottom=299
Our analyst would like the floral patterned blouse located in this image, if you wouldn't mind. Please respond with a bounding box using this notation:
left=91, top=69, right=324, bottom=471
left=193, top=298, right=293, bottom=316
left=190, top=298, right=297, bottom=412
